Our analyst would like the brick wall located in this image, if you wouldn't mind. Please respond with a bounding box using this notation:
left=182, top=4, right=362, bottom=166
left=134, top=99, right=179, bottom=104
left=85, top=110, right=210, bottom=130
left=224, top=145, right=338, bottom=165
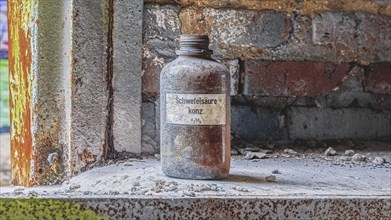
left=141, top=1, right=391, bottom=151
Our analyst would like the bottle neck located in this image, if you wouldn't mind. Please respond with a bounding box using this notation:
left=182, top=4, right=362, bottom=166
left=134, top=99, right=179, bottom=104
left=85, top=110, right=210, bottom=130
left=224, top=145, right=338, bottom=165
left=176, top=35, right=213, bottom=57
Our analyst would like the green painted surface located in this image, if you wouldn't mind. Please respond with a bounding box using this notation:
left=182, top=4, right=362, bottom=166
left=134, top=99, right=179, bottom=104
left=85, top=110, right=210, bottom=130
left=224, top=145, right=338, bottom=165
left=0, top=59, right=8, bottom=127
left=0, top=198, right=105, bottom=219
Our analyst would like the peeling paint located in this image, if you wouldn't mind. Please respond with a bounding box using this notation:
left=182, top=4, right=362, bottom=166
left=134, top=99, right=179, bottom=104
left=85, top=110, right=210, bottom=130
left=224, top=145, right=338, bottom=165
left=8, top=0, right=34, bottom=186
left=8, top=0, right=73, bottom=186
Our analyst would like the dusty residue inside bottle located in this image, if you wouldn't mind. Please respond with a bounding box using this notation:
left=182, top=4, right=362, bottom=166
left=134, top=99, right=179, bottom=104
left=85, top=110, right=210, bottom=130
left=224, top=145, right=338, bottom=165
left=160, top=36, right=231, bottom=179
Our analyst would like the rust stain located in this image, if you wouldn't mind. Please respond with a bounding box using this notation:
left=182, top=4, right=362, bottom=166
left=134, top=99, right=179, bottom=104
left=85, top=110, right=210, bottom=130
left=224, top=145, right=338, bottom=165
left=34, top=134, right=64, bottom=185
left=8, top=0, right=33, bottom=186
left=79, top=149, right=98, bottom=165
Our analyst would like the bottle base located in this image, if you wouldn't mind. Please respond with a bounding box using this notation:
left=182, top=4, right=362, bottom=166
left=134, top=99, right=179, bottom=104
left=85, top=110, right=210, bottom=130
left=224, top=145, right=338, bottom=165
left=162, top=162, right=229, bottom=180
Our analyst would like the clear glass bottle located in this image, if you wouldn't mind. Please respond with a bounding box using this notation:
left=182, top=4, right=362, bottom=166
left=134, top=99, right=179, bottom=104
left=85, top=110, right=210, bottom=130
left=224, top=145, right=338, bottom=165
left=160, top=35, right=231, bottom=179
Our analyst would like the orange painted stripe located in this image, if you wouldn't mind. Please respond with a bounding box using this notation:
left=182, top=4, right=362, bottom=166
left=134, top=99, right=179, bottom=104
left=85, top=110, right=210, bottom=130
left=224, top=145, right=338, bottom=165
left=8, top=0, right=33, bottom=186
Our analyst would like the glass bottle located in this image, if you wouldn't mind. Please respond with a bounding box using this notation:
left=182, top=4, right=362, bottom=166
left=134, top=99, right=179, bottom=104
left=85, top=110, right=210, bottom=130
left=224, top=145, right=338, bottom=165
left=160, top=35, right=231, bottom=179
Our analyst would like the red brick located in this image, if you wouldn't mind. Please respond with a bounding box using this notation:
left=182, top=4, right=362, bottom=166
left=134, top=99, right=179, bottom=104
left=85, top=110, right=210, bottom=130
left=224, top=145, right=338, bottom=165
left=244, top=61, right=350, bottom=97
left=142, top=56, right=165, bottom=95
left=365, top=62, right=391, bottom=94
left=244, top=61, right=288, bottom=96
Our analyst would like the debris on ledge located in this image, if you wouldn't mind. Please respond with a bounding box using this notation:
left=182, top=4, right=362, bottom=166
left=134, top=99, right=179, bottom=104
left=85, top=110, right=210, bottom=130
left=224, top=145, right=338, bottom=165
left=1, top=148, right=390, bottom=219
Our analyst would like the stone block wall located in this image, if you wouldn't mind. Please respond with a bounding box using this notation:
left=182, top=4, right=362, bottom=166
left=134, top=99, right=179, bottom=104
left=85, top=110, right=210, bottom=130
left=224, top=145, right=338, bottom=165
left=141, top=0, right=391, bottom=150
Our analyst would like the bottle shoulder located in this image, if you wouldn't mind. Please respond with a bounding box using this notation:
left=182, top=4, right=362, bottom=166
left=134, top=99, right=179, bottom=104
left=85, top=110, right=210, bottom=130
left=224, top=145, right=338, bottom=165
left=162, top=56, right=229, bottom=75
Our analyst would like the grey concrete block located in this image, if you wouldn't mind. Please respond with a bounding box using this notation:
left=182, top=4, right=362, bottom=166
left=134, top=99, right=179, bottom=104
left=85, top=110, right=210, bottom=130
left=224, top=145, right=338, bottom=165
left=231, top=106, right=286, bottom=141
left=155, top=97, right=161, bottom=142
left=70, top=0, right=110, bottom=173
left=219, top=59, right=240, bottom=96
left=141, top=102, right=159, bottom=153
left=141, top=102, right=158, bottom=137
left=326, top=66, right=375, bottom=108
left=288, top=107, right=391, bottom=140
left=27, top=0, right=73, bottom=184
left=371, top=95, right=391, bottom=110
left=112, top=0, right=143, bottom=153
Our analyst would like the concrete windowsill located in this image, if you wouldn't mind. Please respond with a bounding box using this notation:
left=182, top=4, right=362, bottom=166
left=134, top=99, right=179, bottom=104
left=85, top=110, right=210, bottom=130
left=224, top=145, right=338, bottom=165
left=1, top=151, right=390, bottom=218
left=1, top=153, right=390, bottom=198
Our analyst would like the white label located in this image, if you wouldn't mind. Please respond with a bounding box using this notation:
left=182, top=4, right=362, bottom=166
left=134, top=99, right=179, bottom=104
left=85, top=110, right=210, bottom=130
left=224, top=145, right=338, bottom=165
left=166, top=93, right=226, bottom=125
